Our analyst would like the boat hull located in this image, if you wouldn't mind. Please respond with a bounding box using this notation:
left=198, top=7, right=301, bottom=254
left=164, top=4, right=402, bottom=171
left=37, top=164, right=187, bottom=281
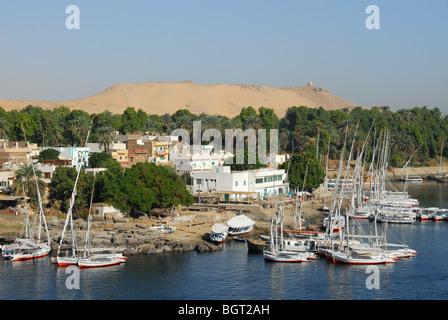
left=78, top=258, right=123, bottom=268
left=10, top=250, right=49, bottom=262
left=263, top=250, right=310, bottom=262
left=57, top=257, right=79, bottom=266
left=332, top=252, right=396, bottom=264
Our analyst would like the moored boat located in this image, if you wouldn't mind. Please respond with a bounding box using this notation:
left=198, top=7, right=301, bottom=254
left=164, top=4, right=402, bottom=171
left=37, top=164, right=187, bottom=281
left=263, top=250, right=311, bottom=262
left=210, top=223, right=228, bottom=243
left=77, top=256, right=123, bottom=268
left=227, top=215, right=255, bottom=235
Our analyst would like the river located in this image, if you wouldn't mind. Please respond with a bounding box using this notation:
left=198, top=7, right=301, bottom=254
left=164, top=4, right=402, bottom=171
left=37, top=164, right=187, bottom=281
left=1, top=181, right=447, bottom=302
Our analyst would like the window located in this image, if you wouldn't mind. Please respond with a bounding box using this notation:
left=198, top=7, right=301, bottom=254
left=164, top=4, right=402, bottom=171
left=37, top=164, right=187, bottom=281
left=256, top=178, right=263, bottom=184
left=244, top=181, right=246, bottom=186
left=235, top=181, right=238, bottom=187
left=196, top=179, right=202, bottom=185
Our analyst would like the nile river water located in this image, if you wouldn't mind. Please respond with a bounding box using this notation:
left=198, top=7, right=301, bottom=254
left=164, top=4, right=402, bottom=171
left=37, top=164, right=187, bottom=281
left=1, top=181, right=448, bottom=301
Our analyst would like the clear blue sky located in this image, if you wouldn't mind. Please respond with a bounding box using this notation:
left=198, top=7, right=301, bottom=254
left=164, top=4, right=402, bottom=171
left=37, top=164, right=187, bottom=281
left=1, top=0, right=447, bottom=112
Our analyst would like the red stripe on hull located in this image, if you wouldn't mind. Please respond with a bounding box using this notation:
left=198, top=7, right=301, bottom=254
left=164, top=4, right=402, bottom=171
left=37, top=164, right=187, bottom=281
left=11, top=252, right=49, bottom=262
left=78, top=261, right=122, bottom=268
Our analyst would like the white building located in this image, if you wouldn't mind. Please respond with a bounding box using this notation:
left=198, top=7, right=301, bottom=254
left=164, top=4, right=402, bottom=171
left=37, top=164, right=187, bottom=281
left=191, top=166, right=289, bottom=201
left=0, top=170, right=14, bottom=192
left=9, top=162, right=58, bottom=185
left=173, top=144, right=233, bottom=174
left=42, top=147, right=90, bottom=170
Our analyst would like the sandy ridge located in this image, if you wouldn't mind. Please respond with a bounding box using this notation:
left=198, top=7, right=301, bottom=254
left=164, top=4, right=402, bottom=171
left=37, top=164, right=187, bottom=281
left=0, top=81, right=359, bottom=117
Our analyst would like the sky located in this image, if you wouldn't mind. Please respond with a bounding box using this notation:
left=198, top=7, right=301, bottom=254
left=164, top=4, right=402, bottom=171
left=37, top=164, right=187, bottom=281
left=0, top=0, right=447, bottom=113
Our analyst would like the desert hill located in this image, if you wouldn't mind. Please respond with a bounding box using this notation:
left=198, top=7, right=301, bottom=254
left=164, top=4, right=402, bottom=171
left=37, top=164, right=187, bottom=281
left=0, top=81, right=359, bottom=117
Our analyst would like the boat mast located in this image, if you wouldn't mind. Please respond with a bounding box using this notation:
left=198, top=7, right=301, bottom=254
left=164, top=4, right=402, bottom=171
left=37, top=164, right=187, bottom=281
left=21, top=123, right=50, bottom=245
left=57, top=117, right=94, bottom=258
left=439, top=138, right=444, bottom=175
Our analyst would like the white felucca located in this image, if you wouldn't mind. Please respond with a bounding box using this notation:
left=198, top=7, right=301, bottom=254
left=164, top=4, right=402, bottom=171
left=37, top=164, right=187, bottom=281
left=77, top=173, right=126, bottom=268
left=2, top=125, right=51, bottom=262
left=56, top=118, right=93, bottom=267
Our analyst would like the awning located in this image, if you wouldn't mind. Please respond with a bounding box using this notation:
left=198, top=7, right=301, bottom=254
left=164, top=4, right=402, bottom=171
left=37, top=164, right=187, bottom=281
left=0, top=195, right=26, bottom=201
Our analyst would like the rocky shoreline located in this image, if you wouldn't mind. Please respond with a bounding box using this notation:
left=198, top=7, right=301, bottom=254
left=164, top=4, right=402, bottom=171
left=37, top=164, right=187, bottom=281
left=0, top=201, right=327, bottom=257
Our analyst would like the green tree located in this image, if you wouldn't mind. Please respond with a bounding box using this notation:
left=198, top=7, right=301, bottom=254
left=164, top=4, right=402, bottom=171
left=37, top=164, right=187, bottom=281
left=48, top=166, right=94, bottom=213
left=11, top=164, right=46, bottom=205
left=89, top=152, right=114, bottom=168
left=280, top=147, right=325, bottom=191
left=94, top=161, right=193, bottom=217
left=38, top=148, right=60, bottom=162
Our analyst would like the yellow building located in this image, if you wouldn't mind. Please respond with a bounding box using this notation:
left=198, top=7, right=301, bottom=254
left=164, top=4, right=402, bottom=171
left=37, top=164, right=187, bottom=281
left=149, top=141, right=170, bottom=163
left=111, top=149, right=129, bottom=166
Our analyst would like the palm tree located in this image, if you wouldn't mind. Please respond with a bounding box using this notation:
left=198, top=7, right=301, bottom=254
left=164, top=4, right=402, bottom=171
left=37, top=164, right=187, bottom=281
left=244, top=115, right=261, bottom=130
left=11, top=163, right=46, bottom=206
left=0, top=118, right=9, bottom=140
left=71, top=117, right=89, bottom=146
left=97, top=126, right=115, bottom=153
left=145, top=119, right=160, bottom=134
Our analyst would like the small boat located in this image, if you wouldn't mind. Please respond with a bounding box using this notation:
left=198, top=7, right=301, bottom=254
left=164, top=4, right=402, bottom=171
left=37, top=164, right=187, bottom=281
left=377, top=214, right=415, bottom=224
left=77, top=256, right=123, bottom=268
left=350, top=206, right=374, bottom=220
left=401, top=177, right=423, bottom=183
left=263, top=250, right=311, bottom=262
left=226, top=215, right=255, bottom=235
left=5, top=244, right=51, bottom=262
left=150, top=224, right=176, bottom=234
left=433, top=209, right=448, bottom=221
left=56, top=256, right=79, bottom=267
left=210, top=223, right=228, bottom=243
left=246, top=238, right=269, bottom=251
left=331, top=250, right=396, bottom=265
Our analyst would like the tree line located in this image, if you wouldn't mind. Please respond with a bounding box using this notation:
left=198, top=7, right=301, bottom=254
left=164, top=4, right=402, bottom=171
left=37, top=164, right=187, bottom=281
left=1, top=104, right=447, bottom=166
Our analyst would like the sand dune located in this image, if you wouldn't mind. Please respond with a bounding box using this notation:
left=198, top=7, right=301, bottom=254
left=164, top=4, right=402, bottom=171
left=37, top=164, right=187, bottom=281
left=0, top=81, right=359, bottom=117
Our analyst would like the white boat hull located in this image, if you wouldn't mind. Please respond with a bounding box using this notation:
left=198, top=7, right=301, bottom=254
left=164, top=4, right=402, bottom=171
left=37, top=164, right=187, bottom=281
left=78, top=256, right=123, bottom=268
left=331, top=251, right=396, bottom=264
left=263, top=250, right=310, bottom=262
left=8, top=246, right=51, bottom=262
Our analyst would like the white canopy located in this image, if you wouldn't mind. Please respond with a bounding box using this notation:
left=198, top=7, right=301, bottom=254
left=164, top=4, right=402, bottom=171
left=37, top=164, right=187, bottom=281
left=211, top=223, right=229, bottom=233
left=227, top=215, right=255, bottom=228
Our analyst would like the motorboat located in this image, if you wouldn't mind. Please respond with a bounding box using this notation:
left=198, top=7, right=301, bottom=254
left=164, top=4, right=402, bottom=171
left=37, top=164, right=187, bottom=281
left=226, top=215, right=255, bottom=235
left=209, top=223, right=228, bottom=243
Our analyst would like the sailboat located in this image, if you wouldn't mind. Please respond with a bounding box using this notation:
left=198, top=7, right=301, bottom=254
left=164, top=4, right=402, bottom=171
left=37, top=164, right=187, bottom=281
left=2, top=127, right=51, bottom=262
left=77, top=173, right=126, bottom=268
left=330, top=126, right=417, bottom=264
left=56, top=118, right=94, bottom=267
left=263, top=202, right=311, bottom=262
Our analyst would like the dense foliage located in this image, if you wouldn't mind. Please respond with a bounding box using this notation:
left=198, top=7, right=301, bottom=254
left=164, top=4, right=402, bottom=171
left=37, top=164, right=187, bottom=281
left=48, top=166, right=94, bottom=214
left=89, top=152, right=113, bottom=168
left=94, top=160, right=194, bottom=217
left=3, top=103, right=448, bottom=214
left=1, top=104, right=446, bottom=167
left=38, top=148, right=60, bottom=162
left=279, top=145, right=325, bottom=192
left=48, top=160, right=193, bottom=216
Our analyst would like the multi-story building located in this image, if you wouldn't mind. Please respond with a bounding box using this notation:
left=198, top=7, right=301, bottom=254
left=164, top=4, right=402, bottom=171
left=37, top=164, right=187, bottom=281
left=127, top=138, right=170, bottom=165
left=41, top=147, right=90, bottom=170
left=0, top=170, right=14, bottom=192
left=0, top=141, right=39, bottom=167
left=191, top=166, right=289, bottom=201
left=173, top=144, right=233, bottom=174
